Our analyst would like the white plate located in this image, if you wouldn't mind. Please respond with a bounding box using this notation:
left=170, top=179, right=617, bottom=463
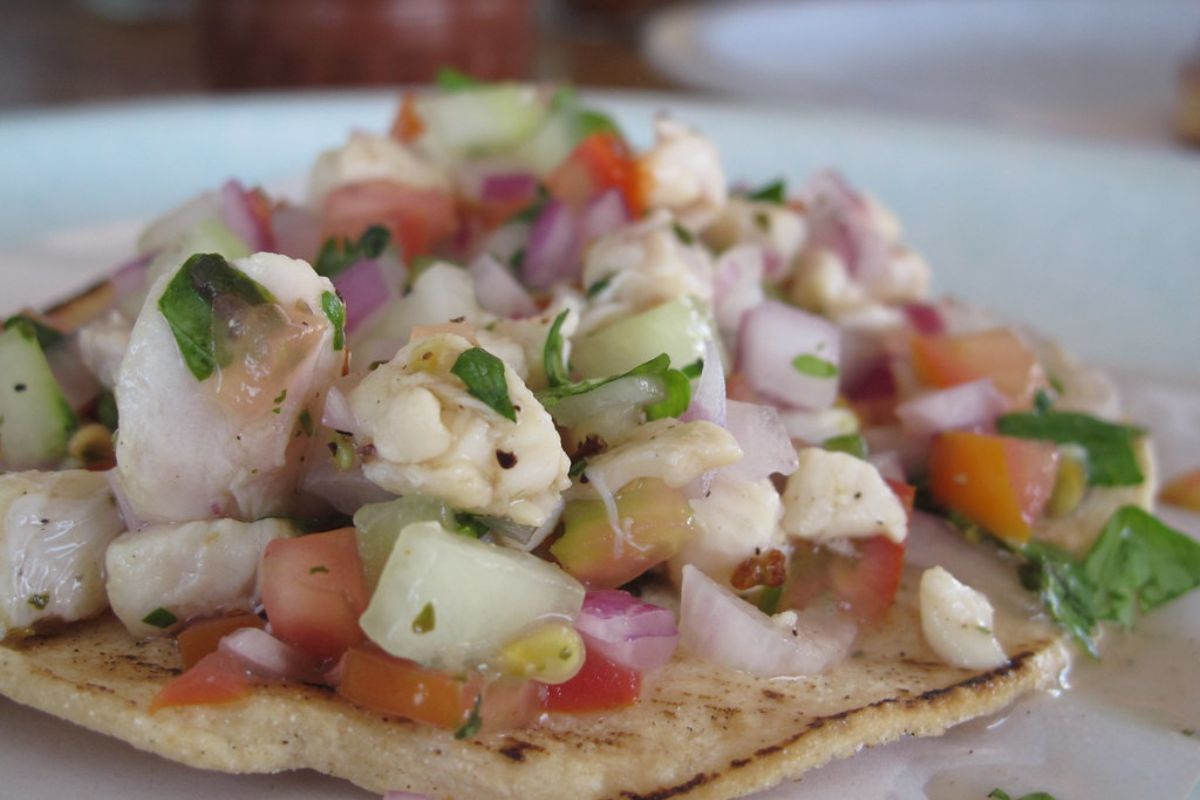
left=644, top=0, right=1200, bottom=147
left=0, top=92, right=1198, bottom=799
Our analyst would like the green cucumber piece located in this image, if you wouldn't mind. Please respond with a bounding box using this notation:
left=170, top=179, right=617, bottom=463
left=571, top=297, right=712, bottom=379
left=0, top=323, right=76, bottom=470
left=416, top=86, right=547, bottom=160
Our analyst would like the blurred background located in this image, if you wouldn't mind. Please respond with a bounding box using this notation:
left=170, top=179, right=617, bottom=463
left=2, top=0, right=1199, bottom=147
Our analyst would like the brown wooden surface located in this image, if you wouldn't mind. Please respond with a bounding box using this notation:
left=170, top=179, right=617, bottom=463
left=0, top=0, right=687, bottom=110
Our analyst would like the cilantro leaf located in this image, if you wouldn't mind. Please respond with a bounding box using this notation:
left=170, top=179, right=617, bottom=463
left=585, top=274, right=614, bottom=299
left=411, top=602, right=436, bottom=633
left=537, top=352, right=693, bottom=421
left=823, top=433, right=868, bottom=459
left=1082, top=505, right=1200, bottom=627
left=142, top=607, right=178, bottom=629
left=680, top=359, right=704, bottom=379
left=543, top=309, right=571, bottom=389
left=988, top=791, right=1057, bottom=800
left=576, top=109, right=621, bottom=139
left=747, top=179, right=786, bottom=204
left=321, top=291, right=346, bottom=351
left=792, top=353, right=839, bottom=378
left=671, top=222, right=695, bottom=245
left=314, top=225, right=391, bottom=279
left=451, top=347, right=517, bottom=422
left=436, top=67, right=481, bottom=91
left=996, top=408, right=1145, bottom=487
left=454, top=512, right=490, bottom=539
left=454, top=693, right=484, bottom=740
left=1019, top=540, right=1099, bottom=657
left=643, top=368, right=692, bottom=421
left=158, top=253, right=275, bottom=381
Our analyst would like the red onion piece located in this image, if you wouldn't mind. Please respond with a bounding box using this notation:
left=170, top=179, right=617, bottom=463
left=895, top=379, right=1008, bottom=437
left=469, top=253, right=538, bottom=319
left=575, top=590, right=679, bottom=672
left=218, top=179, right=273, bottom=252
left=481, top=171, right=538, bottom=205
left=580, top=189, right=629, bottom=244
left=736, top=300, right=841, bottom=410
left=271, top=202, right=322, bottom=261
left=219, top=627, right=322, bottom=682
left=333, top=256, right=403, bottom=335
left=322, top=385, right=357, bottom=433
left=679, top=565, right=856, bottom=676
left=903, top=302, right=945, bottom=335
left=46, top=343, right=100, bottom=412
left=868, top=450, right=907, bottom=482
left=712, top=244, right=766, bottom=336
left=300, top=457, right=395, bottom=516
left=721, top=400, right=800, bottom=481
left=110, top=254, right=151, bottom=304
left=681, top=338, right=726, bottom=426
left=801, top=170, right=888, bottom=285
left=521, top=200, right=580, bottom=291
left=843, top=353, right=897, bottom=403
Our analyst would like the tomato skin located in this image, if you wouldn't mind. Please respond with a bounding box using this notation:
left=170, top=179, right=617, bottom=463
left=321, top=179, right=458, bottom=261
left=150, top=650, right=250, bottom=713
left=911, top=328, right=1044, bottom=406
left=884, top=478, right=917, bottom=519
left=539, top=649, right=641, bottom=713
left=177, top=613, right=265, bottom=670
left=260, top=528, right=369, bottom=660
left=337, top=646, right=479, bottom=730
left=547, top=133, right=644, bottom=217
left=784, top=535, right=906, bottom=624
left=928, top=431, right=1059, bottom=544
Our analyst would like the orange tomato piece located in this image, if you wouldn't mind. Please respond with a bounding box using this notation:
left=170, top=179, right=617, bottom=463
left=177, top=613, right=265, bottom=670
left=929, top=431, right=1059, bottom=543
left=547, top=132, right=644, bottom=217
left=149, top=650, right=251, bottom=713
left=337, top=646, right=480, bottom=730
left=1161, top=468, right=1200, bottom=511
left=911, top=328, right=1044, bottom=406
left=826, top=535, right=907, bottom=623
left=321, top=179, right=458, bottom=261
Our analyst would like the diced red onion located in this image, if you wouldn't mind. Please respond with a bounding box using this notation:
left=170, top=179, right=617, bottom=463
left=842, top=353, right=896, bottom=402
left=333, top=255, right=403, bottom=335
left=219, top=627, right=321, bottom=682
left=712, top=244, right=766, bottom=336
left=868, top=450, right=907, bottom=482
left=475, top=220, right=530, bottom=268
left=801, top=170, right=889, bottom=285
left=218, top=179, right=274, bottom=252
left=681, top=338, right=726, bottom=426
left=110, top=254, right=151, bottom=304
left=679, top=565, right=856, bottom=676
left=903, top=302, right=945, bottom=335
left=863, top=425, right=930, bottom=477
left=895, top=379, right=1008, bottom=437
left=271, top=203, right=322, bottom=261
left=580, top=189, right=629, bottom=244
left=481, top=171, right=538, bottom=205
left=321, top=385, right=357, bottom=433
left=575, top=590, right=679, bottom=672
left=300, top=456, right=395, bottom=516
left=721, top=400, right=800, bottom=480
left=736, top=300, right=840, bottom=410
left=521, top=200, right=580, bottom=291
left=469, top=253, right=538, bottom=319
left=46, top=342, right=101, bottom=412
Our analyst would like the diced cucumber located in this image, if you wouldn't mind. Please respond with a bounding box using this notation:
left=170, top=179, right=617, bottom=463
left=571, top=297, right=712, bottom=379
left=416, top=86, right=547, bottom=161
left=359, top=520, right=584, bottom=670
left=0, top=323, right=76, bottom=470
left=353, top=495, right=462, bottom=591
left=144, top=218, right=251, bottom=290
left=511, top=102, right=623, bottom=176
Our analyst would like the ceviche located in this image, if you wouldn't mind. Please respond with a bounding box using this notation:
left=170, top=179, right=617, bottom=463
left=2, top=73, right=1199, bottom=800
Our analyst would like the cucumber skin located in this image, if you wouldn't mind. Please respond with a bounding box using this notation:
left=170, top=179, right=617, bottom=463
left=0, top=324, right=77, bottom=470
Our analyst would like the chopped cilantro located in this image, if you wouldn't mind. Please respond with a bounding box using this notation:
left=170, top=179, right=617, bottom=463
left=298, top=408, right=315, bottom=437
left=643, top=368, right=692, bottom=421
left=509, top=247, right=526, bottom=269
left=671, top=222, right=695, bottom=245
left=823, top=433, right=868, bottom=459
left=158, top=253, right=276, bottom=381
left=512, top=185, right=551, bottom=225
left=680, top=358, right=704, bottom=379
left=454, top=693, right=483, bottom=740
left=436, top=67, right=482, bottom=91
left=791, top=353, right=839, bottom=378
left=1018, top=541, right=1100, bottom=656
left=753, top=211, right=772, bottom=232
left=997, top=405, right=1145, bottom=487
left=576, top=110, right=621, bottom=139
left=543, top=310, right=571, bottom=388
left=308, top=565, right=329, bottom=575
left=537, top=353, right=692, bottom=422
left=454, top=512, right=490, bottom=539
left=568, top=458, right=588, bottom=480
left=585, top=274, right=614, bottom=299
left=451, top=347, right=517, bottom=422
left=313, top=225, right=390, bottom=279
left=747, top=179, right=786, bottom=204
left=27, top=592, right=49, bottom=610
left=142, top=607, right=178, bottom=629
left=988, top=790, right=1057, bottom=800
left=411, top=602, right=436, bottom=633
left=755, top=585, right=782, bottom=615
left=321, top=291, right=346, bottom=351
left=95, top=390, right=119, bottom=431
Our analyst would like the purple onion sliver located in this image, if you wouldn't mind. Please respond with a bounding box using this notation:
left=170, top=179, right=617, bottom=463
left=903, top=302, right=945, bottom=335
left=681, top=338, right=727, bottom=426
left=521, top=200, right=580, bottom=291
left=218, top=179, right=271, bottom=252
left=580, top=189, right=629, bottom=243
left=722, top=400, right=800, bottom=481
left=481, top=171, right=538, bottom=205
left=110, top=254, right=151, bottom=303
left=334, top=259, right=392, bottom=334
left=468, top=253, right=538, bottom=318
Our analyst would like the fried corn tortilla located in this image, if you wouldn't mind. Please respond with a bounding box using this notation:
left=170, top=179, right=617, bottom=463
left=0, top=569, right=1066, bottom=800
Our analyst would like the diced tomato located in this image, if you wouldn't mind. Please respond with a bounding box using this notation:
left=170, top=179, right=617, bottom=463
left=389, top=91, right=425, bottom=143
left=911, top=328, right=1044, bottom=407
left=321, top=179, right=458, bottom=261
left=149, top=650, right=251, bottom=713
left=1161, top=468, right=1200, bottom=512
left=928, top=431, right=1059, bottom=543
left=478, top=678, right=542, bottom=735
left=783, top=535, right=906, bottom=624
left=539, top=649, right=641, bottom=713
left=177, top=613, right=265, bottom=670
left=551, top=478, right=696, bottom=588
left=260, top=528, right=369, bottom=660
left=884, top=478, right=917, bottom=519
left=337, top=646, right=480, bottom=730
left=843, top=354, right=899, bottom=426
left=546, top=132, right=644, bottom=217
